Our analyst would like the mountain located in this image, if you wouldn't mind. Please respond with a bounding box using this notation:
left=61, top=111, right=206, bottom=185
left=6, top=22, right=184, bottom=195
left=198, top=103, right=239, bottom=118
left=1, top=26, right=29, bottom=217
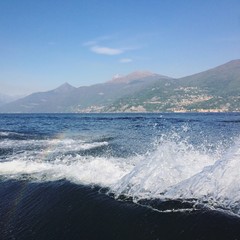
left=0, top=93, right=20, bottom=106
left=0, top=94, right=7, bottom=106
left=0, top=73, right=166, bottom=113
left=0, top=83, right=76, bottom=113
left=0, top=60, right=239, bottom=113
left=104, top=60, right=240, bottom=112
left=53, top=82, right=77, bottom=93
left=108, top=71, right=168, bottom=84
left=180, top=60, right=240, bottom=95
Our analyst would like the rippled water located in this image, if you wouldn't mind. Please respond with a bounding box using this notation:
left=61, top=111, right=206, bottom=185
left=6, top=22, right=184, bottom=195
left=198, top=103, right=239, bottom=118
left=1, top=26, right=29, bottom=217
left=0, top=113, right=240, bottom=239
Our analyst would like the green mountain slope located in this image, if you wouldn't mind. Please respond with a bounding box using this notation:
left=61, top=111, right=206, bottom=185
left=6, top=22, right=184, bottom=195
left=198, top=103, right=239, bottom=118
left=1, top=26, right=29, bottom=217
left=0, top=60, right=239, bottom=113
left=0, top=72, right=165, bottom=113
left=105, top=60, right=240, bottom=112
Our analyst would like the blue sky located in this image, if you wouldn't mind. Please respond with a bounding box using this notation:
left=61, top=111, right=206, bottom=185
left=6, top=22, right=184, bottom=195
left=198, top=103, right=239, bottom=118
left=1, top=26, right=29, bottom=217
left=0, top=0, right=240, bottom=95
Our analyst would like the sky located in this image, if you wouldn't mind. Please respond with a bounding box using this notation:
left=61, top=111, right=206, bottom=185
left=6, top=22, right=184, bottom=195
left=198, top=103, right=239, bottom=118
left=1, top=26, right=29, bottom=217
left=0, top=0, right=240, bottom=95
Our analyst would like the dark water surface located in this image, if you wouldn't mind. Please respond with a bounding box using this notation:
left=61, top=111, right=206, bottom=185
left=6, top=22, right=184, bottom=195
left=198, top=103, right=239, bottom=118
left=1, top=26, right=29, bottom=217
left=0, top=113, right=240, bottom=239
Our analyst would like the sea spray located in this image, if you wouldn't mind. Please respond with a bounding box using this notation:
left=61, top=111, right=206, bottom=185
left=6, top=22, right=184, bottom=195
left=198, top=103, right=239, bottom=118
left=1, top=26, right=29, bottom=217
left=164, top=137, right=240, bottom=215
left=0, top=124, right=240, bottom=216
left=112, top=133, right=217, bottom=200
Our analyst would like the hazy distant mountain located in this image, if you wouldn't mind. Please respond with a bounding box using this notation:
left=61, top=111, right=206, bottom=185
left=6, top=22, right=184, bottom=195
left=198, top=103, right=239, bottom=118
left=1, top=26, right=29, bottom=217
left=0, top=94, right=7, bottom=106
left=52, top=82, right=77, bottom=93
left=0, top=93, right=20, bottom=106
left=0, top=72, right=165, bottom=113
left=0, top=60, right=239, bottom=113
left=105, top=60, right=240, bottom=112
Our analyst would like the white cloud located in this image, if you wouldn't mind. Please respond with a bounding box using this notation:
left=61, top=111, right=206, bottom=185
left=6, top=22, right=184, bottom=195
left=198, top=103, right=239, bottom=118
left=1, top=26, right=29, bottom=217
left=120, top=58, right=133, bottom=63
left=90, top=46, right=123, bottom=55
left=84, top=34, right=140, bottom=56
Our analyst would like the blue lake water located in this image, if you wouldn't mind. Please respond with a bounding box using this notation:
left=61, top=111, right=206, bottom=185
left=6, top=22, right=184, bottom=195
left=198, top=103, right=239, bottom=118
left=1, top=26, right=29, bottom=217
left=0, top=113, right=240, bottom=239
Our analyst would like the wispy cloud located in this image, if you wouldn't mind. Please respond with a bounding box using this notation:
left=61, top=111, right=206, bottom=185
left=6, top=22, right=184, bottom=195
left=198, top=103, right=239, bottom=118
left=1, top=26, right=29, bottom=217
left=83, top=34, right=118, bottom=47
left=90, top=46, right=124, bottom=55
left=84, top=34, right=140, bottom=57
left=120, top=58, right=133, bottom=63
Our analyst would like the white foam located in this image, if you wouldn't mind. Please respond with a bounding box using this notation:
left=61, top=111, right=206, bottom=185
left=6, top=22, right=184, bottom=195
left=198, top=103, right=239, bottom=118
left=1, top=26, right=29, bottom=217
left=1, top=133, right=240, bottom=215
left=0, top=132, right=10, bottom=136
left=164, top=138, right=240, bottom=214
left=0, top=135, right=216, bottom=193
left=0, top=131, right=25, bottom=137
left=112, top=138, right=216, bottom=200
left=0, top=138, right=108, bottom=153
left=0, top=155, right=131, bottom=186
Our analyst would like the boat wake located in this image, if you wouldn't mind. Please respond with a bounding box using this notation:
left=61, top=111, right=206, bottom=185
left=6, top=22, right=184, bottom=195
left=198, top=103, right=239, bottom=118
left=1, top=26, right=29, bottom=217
left=0, top=130, right=239, bottom=216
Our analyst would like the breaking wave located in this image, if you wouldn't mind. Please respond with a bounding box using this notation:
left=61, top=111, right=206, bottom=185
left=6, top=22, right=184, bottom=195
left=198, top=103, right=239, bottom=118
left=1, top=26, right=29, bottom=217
left=164, top=137, right=240, bottom=215
left=0, top=131, right=240, bottom=216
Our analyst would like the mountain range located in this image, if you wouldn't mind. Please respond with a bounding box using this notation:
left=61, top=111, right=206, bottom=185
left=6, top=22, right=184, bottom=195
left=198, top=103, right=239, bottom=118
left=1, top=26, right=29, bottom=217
left=0, top=93, right=21, bottom=107
left=0, top=60, right=240, bottom=113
